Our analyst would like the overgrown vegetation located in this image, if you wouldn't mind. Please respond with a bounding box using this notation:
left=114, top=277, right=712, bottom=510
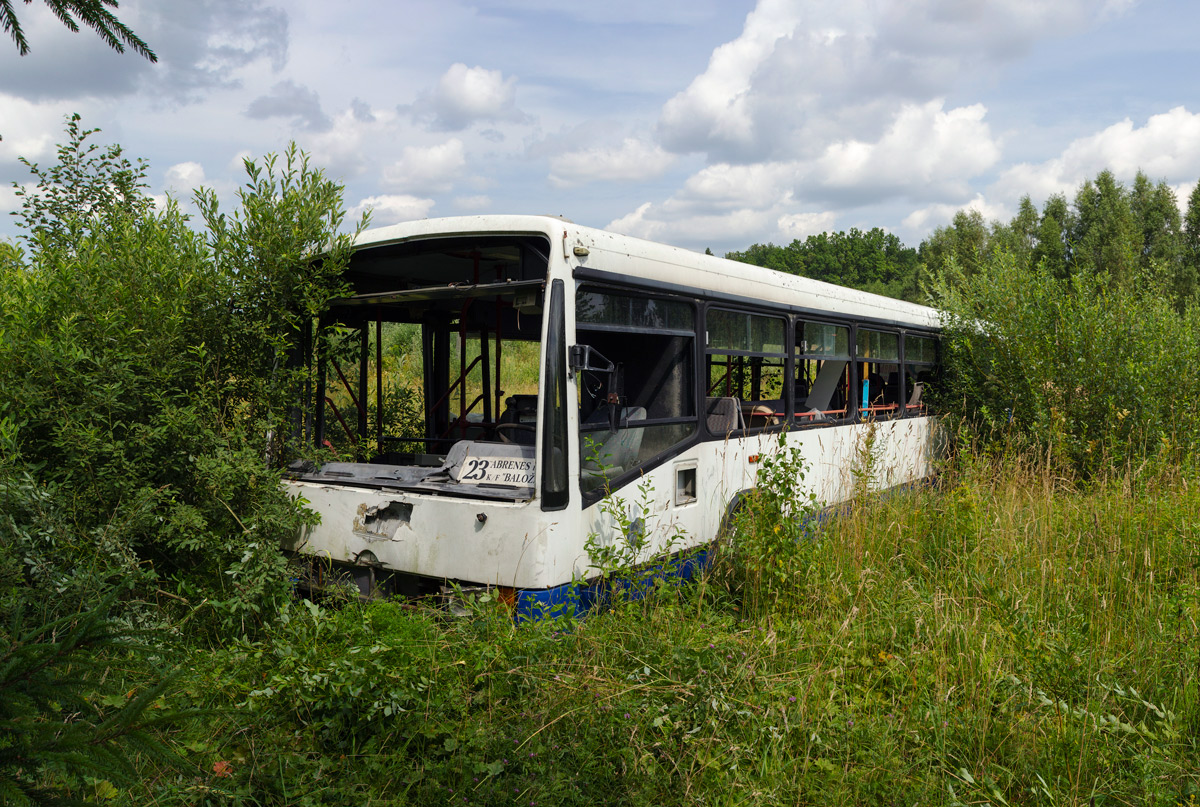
left=2, top=120, right=1198, bottom=804
left=1, top=116, right=364, bottom=634
left=118, top=455, right=1199, bottom=805
left=932, top=251, right=1200, bottom=477
left=0, top=118, right=364, bottom=802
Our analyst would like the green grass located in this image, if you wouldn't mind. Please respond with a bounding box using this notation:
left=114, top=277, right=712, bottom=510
left=121, top=456, right=1199, bottom=806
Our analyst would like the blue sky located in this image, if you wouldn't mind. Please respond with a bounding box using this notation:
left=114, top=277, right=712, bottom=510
left=2, top=0, right=1199, bottom=254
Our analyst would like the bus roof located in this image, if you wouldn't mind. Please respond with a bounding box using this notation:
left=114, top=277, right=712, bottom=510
left=352, top=215, right=940, bottom=331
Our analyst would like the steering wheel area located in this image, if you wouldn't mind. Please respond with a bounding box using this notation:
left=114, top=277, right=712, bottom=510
left=494, top=422, right=536, bottom=444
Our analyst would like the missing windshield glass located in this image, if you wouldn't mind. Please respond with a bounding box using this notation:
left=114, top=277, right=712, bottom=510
left=295, top=235, right=550, bottom=499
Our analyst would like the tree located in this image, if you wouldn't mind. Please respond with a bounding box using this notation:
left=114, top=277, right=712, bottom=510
left=1181, top=180, right=1200, bottom=307
left=1071, top=170, right=1139, bottom=285
left=919, top=209, right=988, bottom=280
left=1031, top=193, right=1074, bottom=280
left=1129, top=171, right=1183, bottom=296
left=0, top=593, right=192, bottom=804
left=727, top=228, right=924, bottom=303
left=1, top=0, right=154, bottom=59
left=989, top=195, right=1039, bottom=267
left=724, top=242, right=801, bottom=275
left=799, top=227, right=922, bottom=300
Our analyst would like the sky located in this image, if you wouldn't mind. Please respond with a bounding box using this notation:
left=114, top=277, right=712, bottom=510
left=2, top=0, right=1200, bottom=255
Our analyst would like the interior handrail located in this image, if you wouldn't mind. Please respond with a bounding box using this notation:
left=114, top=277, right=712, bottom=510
left=323, top=396, right=358, bottom=447
left=429, top=354, right=483, bottom=414
left=330, top=358, right=365, bottom=420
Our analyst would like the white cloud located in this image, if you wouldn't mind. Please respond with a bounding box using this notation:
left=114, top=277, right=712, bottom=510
left=606, top=201, right=785, bottom=248
left=657, top=0, right=1128, bottom=162
left=381, top=138, right=466, bottom=194
left=778, top=211, right=837, bottom=241
left=812, top=100, right=1000, bottom=202
left=410, top=63, right=525, bottom=131
left=600, top=96, right=1005, bottom=250
left=0, top=94, right=69, bottom=167
left=0, top=184, right=25, bottom=216
left=548, top=138, right=675, bottom=187
left=606, top=202, right=660, bottom=240
left=305, top=105, right=402, bottom=179
left=350, top=194, right=436, bottom=227
left=1172, top=180, right=1199, bottom=217
left=606, top=97, right=1000, bottom=251
left=679, top=161, right=797, bottom=211
left=902, top=193, right=1009, bottom=234
left=657, top=0, right=803, bottom=158
left=991, top=107, right=1200, bottom=206
left=1058, top=106, right=1200, bottom=180
left=164, top=162, right=206, bottom=194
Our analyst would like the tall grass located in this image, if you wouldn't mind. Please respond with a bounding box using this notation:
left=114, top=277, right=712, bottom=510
left=127, top=452, right=1198, bottom=806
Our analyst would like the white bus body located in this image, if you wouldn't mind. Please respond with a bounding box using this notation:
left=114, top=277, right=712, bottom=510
left=282, top=215, right=941, bottom=612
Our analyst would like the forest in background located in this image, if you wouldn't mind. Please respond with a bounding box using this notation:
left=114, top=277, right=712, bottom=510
left=1, top=120, right=1198, bottom=805
left=728, top=170, right=1200, bottom=313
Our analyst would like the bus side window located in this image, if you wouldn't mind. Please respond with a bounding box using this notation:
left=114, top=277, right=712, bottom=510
left=575, top=289, right=697, bottom=494
left=903, top=334, right=938, bottom=416
left=856, top=328, right=901, bottom=420
left=705, top=308, right=787, bottom=431
left=795, top=321, right=851, bottom=425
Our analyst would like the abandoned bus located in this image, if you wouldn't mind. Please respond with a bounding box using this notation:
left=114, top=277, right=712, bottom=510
left=282, top=215, right=941, bottom=612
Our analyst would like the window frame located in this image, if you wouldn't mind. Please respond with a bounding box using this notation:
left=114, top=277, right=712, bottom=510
left=574, top=282, right=702, bottom=507
left=792, top=316, right=854, bottom=428
left=900, top=331, right=939, bottom=418
left=703, top=304, right=790, bottom=436
left=854, top=326, right=903, bottom=421
left=541, top=279, right=569, bottom=511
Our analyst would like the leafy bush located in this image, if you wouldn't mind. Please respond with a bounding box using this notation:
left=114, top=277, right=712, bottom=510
left=0, top=115, right=368, bottom=801
left=710, top=431, right=821, bottom=619
left=931, top=249, right=1200, bottom=478
left=0, top=118, right=363, bottom=632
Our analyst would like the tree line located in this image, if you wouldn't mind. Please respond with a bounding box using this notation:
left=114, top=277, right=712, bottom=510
left=727, top=170, right=1200, bottom=310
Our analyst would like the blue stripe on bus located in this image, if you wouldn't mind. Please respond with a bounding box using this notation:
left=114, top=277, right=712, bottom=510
left=512, top=547, right=711, bottom=622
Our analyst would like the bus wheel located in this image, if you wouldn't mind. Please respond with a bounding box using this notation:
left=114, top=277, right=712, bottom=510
left=716, top=492, right=752, bottom=547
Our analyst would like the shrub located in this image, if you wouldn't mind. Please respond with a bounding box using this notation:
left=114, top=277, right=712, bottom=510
left=709, top=431, right=822, bottom=620
left=0, top=118, right=363, bottom=633
left=931, top=250, right=1200, bottom=478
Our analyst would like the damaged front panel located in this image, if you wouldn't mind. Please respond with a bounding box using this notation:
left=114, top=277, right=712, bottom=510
left=353, top=500, right=413, bottom=541
left=283, top=230, right=555, bottom=596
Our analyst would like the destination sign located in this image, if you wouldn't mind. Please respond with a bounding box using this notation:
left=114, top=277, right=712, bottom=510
left=454, top=453, right=535, bottom=487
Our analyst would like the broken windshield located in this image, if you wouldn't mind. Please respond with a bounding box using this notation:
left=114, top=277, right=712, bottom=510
left=291, top=235, right=551, bottom=499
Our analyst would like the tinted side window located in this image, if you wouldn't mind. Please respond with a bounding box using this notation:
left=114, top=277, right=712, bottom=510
left=576, top=287, right=697, bottom=495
